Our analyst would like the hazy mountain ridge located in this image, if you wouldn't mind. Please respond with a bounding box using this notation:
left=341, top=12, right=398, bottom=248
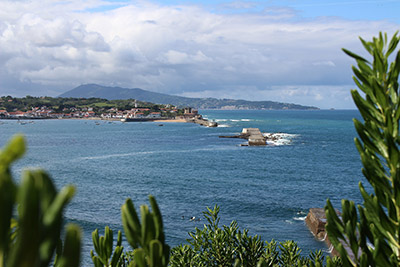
left=59, top=84, right=319, bottom=110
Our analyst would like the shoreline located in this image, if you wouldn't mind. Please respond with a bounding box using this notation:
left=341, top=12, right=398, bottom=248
left=153, top=119, right=187, bottom=123
left=0, top=117, right=188, bottom=122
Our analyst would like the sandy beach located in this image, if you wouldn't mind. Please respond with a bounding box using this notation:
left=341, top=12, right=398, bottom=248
left=154, top=118, right=187, bottom=123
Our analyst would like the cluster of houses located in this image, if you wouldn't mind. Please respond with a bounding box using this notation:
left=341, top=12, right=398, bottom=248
left=0, top=107, right=97, bottom=119
left=0, top=106, right=198, bottom=120
left=101, top=107, right=167, bottom=119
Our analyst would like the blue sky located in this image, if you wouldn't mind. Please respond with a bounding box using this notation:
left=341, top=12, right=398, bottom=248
left=0, top=0, right=399, bottom=108
left=138, top=0, right=400, bottom=24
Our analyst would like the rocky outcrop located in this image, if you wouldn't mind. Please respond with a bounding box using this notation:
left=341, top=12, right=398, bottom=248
left=305, top=208, right=328, bottom=240
left=306, top=208, right=357, bottom=259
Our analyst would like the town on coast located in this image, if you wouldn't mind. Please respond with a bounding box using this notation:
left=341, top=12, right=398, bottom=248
left=0, top=96, right=215, bottom=125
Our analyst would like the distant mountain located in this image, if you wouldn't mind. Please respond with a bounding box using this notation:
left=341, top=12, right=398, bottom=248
left=59, top=84, right=319, bottom=110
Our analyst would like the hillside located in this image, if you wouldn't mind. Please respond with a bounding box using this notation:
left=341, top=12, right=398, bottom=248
left=59, top=84, right=319, bottom=110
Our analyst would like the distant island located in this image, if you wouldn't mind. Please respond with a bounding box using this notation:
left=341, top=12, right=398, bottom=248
left=59, top=84, right=319, bottom=110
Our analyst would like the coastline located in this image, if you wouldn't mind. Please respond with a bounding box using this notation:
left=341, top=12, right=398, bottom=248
left=0, top=117, right=187, bottom=122
left=154, top=118, right=187, bottom=123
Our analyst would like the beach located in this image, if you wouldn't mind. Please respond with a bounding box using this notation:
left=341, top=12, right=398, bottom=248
left=154, top=118, right=187, bottom=123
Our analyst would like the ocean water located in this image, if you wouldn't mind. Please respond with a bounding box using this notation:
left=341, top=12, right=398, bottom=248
left=0, top=110, right=364, bottom=265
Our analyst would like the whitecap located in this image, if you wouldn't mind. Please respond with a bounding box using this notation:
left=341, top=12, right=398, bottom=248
left=217, top=124, right=230, bottom=128
left=80, top=151, right=155, bottom=160
left=241, top=119, right=252, bottom=121
left=293, top=216, right=307, bottom=221
left=326, top=245, right=334, bottom=253
left=263, top=132, right=299, bottom=146
left=77, top=146, right=238, bottom=161
left=285, top=220, right=294, bottom=224
left=215, top=119, right=228, bottom=122
left=230, top=119, right=240, bottom=122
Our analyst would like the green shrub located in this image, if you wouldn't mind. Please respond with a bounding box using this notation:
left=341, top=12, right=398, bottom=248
left=0, top=135, right=81, bottom=267
left=169, top=205, right=333, bottom=267
left=90, top=196, right=170, bottom=267
left=325, top=32, right=400, bottom=266
left=90, top=226, right=124, bottom=267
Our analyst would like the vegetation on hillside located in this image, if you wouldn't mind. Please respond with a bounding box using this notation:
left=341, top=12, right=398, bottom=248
left=0, top=96, right=181, bottom=115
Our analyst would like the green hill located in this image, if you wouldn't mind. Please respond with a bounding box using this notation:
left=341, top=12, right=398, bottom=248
left=59, top=84, right=319, bottom=110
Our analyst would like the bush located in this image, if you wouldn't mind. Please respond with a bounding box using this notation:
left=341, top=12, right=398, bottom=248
left=169, top=205, right=335, bottom=266
left=325, top=32, right=400, bottom=266
left=0, top=135, right=80, bottom=267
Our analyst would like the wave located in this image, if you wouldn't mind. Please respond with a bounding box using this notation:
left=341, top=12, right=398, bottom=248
left=77, top=146, right=238, bottom=161
left=217, top=124, right=230, bottom=128
left=264, top=132, right=299, bottom=146
left=293, top=216, right=307, bottom=221
left=79, top=151, right=155, bottom=160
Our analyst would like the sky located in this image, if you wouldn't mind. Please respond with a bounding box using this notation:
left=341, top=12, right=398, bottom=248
left=0, top=0, right=399, bottom=109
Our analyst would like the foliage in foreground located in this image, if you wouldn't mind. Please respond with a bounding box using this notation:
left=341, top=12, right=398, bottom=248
left=0, top=135, right=80, bottom=267
left=91, top=196, right=170, bottom=267
left=169, top=205, right=341, bottom=267
left=325, top=32, right=400, bottom=266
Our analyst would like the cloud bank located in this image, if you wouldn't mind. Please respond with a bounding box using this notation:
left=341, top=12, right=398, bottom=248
left=0, top=0, right=398, bottom=108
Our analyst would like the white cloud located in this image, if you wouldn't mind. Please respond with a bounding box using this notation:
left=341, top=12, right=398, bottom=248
left=162, top=50, right=212, bottom=64
left=312, top=61, right=336, bottom=67
left=0, top=0, right=398, bottom=108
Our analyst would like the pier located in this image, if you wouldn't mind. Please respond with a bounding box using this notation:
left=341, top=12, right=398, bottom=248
left=242, top=128, right=266, bottom=146
left=219, top=128, right=266, bottom=146
left=187, top=117, right=218, bottom=127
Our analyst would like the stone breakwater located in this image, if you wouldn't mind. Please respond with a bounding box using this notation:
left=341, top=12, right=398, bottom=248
left=219, top=128, right=266, bottom=146
left=187, top=117, right=218, bottom=127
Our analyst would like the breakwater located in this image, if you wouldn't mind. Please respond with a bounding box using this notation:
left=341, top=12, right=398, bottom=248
left=219, top=128, right=266, bottom=146
left=187, top=117, right=218, bottom=127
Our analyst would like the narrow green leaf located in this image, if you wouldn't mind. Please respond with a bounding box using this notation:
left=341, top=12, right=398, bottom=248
left=343, top=48, right=368, bottom=63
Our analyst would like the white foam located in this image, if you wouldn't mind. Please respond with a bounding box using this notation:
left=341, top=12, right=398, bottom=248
left=214, top=119, right=228, bottom=122
left=241, top=119, right=252, bottom=121
left=263, top=132, right=298, bottom=146
left=326, top=245, right=334, bottom=253
left=78, top=147, right=238, bottom=161
left=230, top=119, right=240, bottom=122
left=80, top=151, right=154, bottom=160
left=293, top=216, right=307, bottom=221
left=217, top=124, right=230, bottom=128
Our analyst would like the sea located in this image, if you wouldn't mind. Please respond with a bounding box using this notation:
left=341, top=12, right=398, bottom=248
left=0, top=109, right=365, bottom=266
